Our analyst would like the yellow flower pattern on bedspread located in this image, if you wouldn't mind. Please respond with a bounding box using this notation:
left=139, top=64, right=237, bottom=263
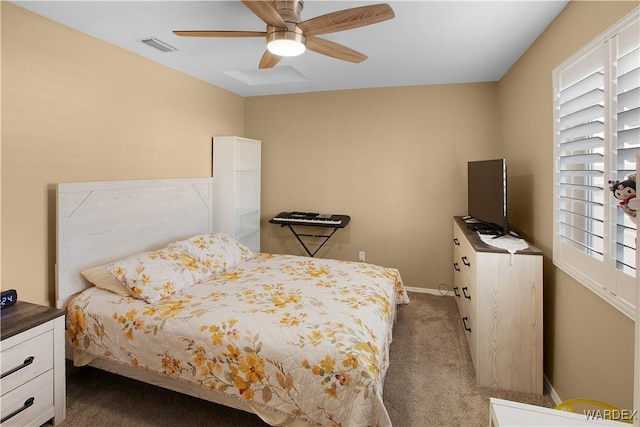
left=68, top=254, right=409, bottom=427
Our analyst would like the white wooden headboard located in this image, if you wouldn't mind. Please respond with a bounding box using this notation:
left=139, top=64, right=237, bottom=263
left=56, top=177, right=214, bottom=309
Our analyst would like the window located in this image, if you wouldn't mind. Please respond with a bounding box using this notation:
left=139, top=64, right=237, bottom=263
left=553, top=9, right=639, bottom=320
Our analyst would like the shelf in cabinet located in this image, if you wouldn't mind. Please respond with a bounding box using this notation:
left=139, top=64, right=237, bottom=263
left=235, top=227, right=259, bottom=239
left=234, top=208, right=259, bottom=217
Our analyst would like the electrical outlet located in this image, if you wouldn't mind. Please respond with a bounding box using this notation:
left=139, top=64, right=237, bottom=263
left=359, top=251, right=366, bottom=262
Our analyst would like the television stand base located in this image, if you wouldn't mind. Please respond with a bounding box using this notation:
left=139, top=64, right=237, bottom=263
left=467, top=224, right=524, bottom=239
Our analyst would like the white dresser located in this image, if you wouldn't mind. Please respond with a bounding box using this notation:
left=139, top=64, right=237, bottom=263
left=1, top=301, right=66, bottom=426
left=453, top=217, right=543, bottom=394
left=213, top=136, right=261, bottom=252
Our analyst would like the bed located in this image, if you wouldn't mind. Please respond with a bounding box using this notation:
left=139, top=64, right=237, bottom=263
left=56, top=177, right=409, bottom=427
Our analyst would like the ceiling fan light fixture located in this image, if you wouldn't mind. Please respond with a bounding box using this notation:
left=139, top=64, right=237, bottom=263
left=267, top=39, right=306, bottom=56
left=266, top=27, right=306, bottom=57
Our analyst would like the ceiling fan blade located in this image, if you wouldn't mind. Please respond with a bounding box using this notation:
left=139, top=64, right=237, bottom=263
left=306, top=36, right=367, bottom=64
left=173, top=30, right=266, bottom=38
left=241, top=0, right=287, bottom=28
left=259, top=50, right=282, bottom=69
left=298, top=3, right=394, bottom=36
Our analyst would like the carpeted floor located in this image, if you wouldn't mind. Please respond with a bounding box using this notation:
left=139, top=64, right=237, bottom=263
left=54, top=292, right=555, bottom=427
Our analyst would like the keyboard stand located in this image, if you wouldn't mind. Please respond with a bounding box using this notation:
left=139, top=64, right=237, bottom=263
left=282, top=224, right=340, bottom=257
left=269, top=213, right=351, bottom=257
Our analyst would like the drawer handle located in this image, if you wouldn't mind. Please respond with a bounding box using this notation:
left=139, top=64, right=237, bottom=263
left=453, top=262, right=460, bottom=272
left=453, top=286, right=460, bottom=297
left=453, top=238, right=460, bottom=246
left=0, top=397, right=35, bottom=424
left=462, top=287, right=471, bottom=300
left=462, top=256, right=471, bottom=267
left=462, top=316, right=471, bottom=332
left=0, top=356, right=35, bottom=379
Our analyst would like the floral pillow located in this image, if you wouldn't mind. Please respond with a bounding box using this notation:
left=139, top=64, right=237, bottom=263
left=106, top=243, right=209, bottom=304
left=176, top=232, right=256, bottom=275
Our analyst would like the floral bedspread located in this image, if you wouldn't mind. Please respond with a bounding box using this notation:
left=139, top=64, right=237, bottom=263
left=68, top=253, right=410, bottom=426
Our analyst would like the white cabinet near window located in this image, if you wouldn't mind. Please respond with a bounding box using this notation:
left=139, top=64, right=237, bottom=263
left=213, top=136, right=261, bottom=252
left=453, top=217, right=544, bottom=394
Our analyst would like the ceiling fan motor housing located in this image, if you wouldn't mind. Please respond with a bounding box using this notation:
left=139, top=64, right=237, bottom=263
left=266, top=0, right=306, bottom=55
left=271, top=0, right=304, bottom=23
left=266, top=24, right=306, bottom=49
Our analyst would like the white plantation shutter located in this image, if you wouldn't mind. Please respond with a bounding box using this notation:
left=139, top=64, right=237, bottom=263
left=613, top=18, right=640, bottom=307
left=553, top=9, right=639, bottom=320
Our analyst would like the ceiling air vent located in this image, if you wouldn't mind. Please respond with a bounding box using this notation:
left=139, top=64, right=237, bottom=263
left=140, top=37, right=178, bottom=53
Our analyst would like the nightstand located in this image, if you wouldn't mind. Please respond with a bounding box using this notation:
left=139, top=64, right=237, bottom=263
left=1, top=301, right=66, bottom=426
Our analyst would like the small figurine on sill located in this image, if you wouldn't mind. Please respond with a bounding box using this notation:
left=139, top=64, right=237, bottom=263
left=608, top=174, right=640, bottom=220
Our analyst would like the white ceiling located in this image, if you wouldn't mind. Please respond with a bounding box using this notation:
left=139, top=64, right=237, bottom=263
left=13, top=0, right=568, bottom=97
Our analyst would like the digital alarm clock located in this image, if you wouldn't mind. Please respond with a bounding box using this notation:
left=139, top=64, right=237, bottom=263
left=0, top=289, right=18, bottom=309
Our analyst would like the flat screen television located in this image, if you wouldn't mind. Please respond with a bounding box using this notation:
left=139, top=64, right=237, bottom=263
left=467, top=158, right=513, bottom=237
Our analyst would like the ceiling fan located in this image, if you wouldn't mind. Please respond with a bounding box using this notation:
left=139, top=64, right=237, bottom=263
left=173, top=0, right=395, bottom=69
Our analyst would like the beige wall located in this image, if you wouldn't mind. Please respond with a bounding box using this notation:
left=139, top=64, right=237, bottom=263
left=245, top=84, right=500, bottom=288
left=498, top=1, right=637, bottom=410
left=1, top=2, right=244, bottom=304
left=1, top=0, right=637, bottom=412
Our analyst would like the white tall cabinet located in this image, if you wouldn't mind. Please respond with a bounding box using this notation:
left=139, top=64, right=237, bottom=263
left=213, top=136, right=261, bottom=252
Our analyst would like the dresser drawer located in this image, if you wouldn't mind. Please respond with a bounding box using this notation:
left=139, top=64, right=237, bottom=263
left=1, top=370, right=54, bottom=427
left=453, top=224, right=477, bottom=278
left=460, top=311, right=476, bottom=366
left=457, top=250, right=476, bottom=284
left=1, top=327, right=53, bottom=395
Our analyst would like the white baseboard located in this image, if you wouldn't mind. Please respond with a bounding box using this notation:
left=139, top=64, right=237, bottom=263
left=405, top=286, right=454, bottom=297
left=544, top=375, right=562, bottom=405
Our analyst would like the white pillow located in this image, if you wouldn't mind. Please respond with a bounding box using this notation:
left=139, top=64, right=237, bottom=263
left=81, top=264, right=131, bottom=296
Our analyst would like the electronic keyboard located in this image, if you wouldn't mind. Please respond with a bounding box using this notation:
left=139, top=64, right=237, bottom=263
left=269, top=212, right=350, bottom=228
